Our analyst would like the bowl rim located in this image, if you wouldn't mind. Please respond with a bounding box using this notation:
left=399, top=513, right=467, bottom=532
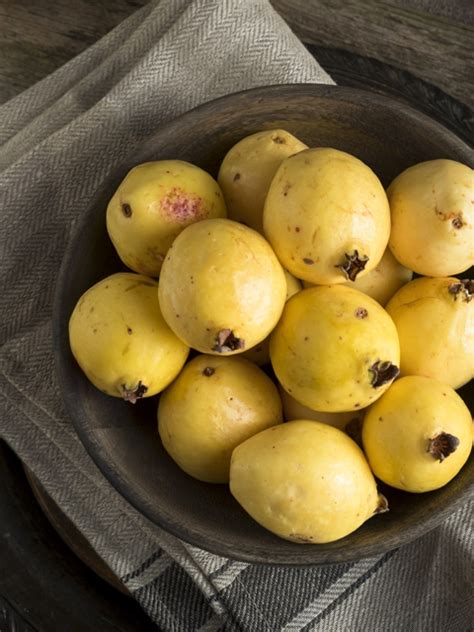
left=53, top=83, right=474, bottom=565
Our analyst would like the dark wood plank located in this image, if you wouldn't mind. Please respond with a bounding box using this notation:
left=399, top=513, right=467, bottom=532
left=0, top=0, right=472, bottom=107
left=386, top=0, right=474, bottom=21
left=272, top=0, right=474, bottom=107
left=0, top=442, right=156, bottom=631
left=0, top=0, right=147, bottom=103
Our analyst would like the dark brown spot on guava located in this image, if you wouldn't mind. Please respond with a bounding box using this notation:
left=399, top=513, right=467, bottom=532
left=89, top=307, right=94, bottom=313
left=448, top=279, right=473, bottom=302
left=283, top=183, right=291, bottom=196
left=369, top=361, right=399, bottom=388
left=212, top=329, right=245, bottom=353
left=121, top=381, right=148, bottom=404
left=337, top=250, right=369, bottom=281
left=355, top=307, right=368, bottom=319
left=295, top=226, right=300, bottom=232
left=126, top=326, right=133, bottom=334
left=289, top=533, right=314, bottom=543
left=93, top=328, right=97, bottom=334
left=122, top=203, right=132, bottom=217
left=303, top=257, right=314, bottom=265
left=304, top=336, right=309, bottom=341
left=233, top=173, right=241, bottom=181
left=176, top=314, right=180, bottom=318
left=202, top=367, right=215, bottom=377
left=428, top=432, right=459, bottom=462
left=435, top=206, right=465, bottom=225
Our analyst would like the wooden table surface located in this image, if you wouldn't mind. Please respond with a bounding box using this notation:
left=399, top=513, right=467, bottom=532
left=1, top=0, right=473, bottom=108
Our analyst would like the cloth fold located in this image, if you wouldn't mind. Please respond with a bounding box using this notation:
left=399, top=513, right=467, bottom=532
left=0, top=1, right=472, bottom=630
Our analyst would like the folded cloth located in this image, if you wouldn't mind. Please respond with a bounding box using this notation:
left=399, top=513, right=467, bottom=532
left=0, top=1, right=472, bottom=630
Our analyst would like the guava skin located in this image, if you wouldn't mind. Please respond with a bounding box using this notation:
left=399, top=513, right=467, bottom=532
left=158, top=218, right=287, bottom=355
left=263, top=147, right=390, bottom=284
left=230, top=420, right=386, bottom=544
left=107, top=160, right=226, bottom=276
left=69, top=273, right=189, bottom=400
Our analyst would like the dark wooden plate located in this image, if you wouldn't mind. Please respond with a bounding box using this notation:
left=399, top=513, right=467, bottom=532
left=311, top=46, right=473, bottom=146
left=53, top=84, right=473, bottom=564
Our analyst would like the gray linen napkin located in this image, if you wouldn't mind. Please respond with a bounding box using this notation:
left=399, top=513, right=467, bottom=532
left=0, top=1, right=472, bottom=630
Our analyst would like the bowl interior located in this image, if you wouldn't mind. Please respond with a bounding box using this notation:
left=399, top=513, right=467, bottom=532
left=54, top=85, right=473, bottom=564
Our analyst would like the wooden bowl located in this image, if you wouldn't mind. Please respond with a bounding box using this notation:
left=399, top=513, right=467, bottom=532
left=54, top=85, right=473, bottom=564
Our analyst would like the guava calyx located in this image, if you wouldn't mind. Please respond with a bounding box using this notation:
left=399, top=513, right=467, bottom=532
left=212, top=329, right=245, bottom=353
left=202, top=367, right=215, bottom=377
left=448, top=279, right=474, bottom=303
left=122, top=203, right=132, bottom=217
left=337, top=250, right=369, bottom=281
left=369, top=361, right=400, bottom=388
left=451, top=216, right=463, bottom=229
left=374, top=493, right=389, bottom=514
left=345, top=417, right=363, bottom=447
left=121, top=380, right=148, bottom=403
left=355, top=307, right=368, bottom=319
left=428, top=432, right=460, bottom=462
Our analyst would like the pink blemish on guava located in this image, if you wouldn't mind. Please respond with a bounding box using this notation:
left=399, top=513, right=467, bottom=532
left=160, top=187, right=204, bottom=221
